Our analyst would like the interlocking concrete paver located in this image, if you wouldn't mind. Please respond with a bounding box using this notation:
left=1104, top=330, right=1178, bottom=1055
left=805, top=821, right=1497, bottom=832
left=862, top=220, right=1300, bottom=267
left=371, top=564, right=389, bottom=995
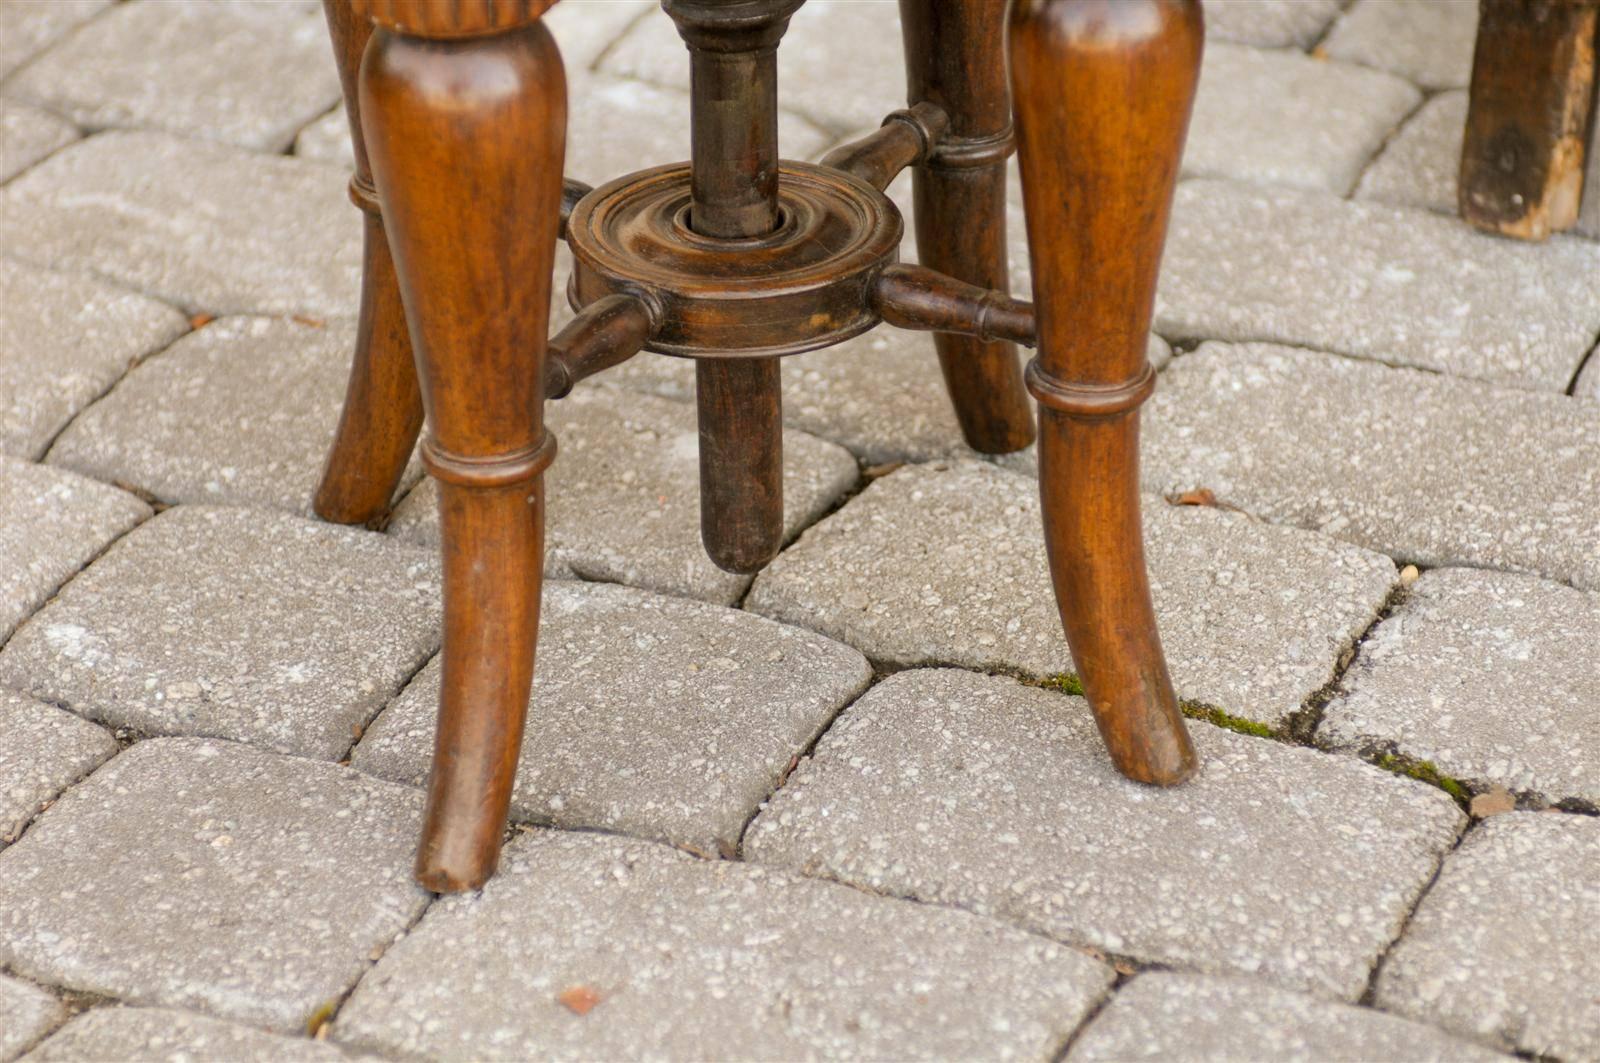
left=1066, top=971, right=1509, bottom=1062
left=355, top=580, right=869, bottom=854
left=0, top=690, right=116, bottom=848
left=2, top=0, right=339, bottom=153
left=1376, top=812, right=1600, bottom=1060
left=746, top=668, right=1464, bottom=1000
left=0, top=99, right=75, bottom=184
left=22, top=1007, right=346, bottom=1063
left=336, top=828, right=1113, bottom=1061
left=0, top=457, right=149, bottom=643
left=0, top=131, right=359, bottom=317
left=47, top=316, right=419, bottom=515
left=0, top=259, right=186, bottom=460
left=1321, top=0, right=1478, bottom=91
left=0, top=974, right=62, bottom=1062
left=1142, top=342, right=1600, bottom=590
left=1160, top=179, right=1600, bottom=390
left=1187, top=44, right=1419, bottom=195
left=389, top=385, right=859, bottom=605
left=1204, top=0, right=1342, bottom=49
left=1355, top=89, right=1466, bottom=216
left=0, top=0, right=109, bottom=80
left=749, top=461, right=1395, bottom=725
left=544, top=0, right=654, bottom=73
left=0, top=738, right=429, bottom=1034
left=1322, top=569, right=1600, bottom=805
left=0, top=507, right=441, bottom=760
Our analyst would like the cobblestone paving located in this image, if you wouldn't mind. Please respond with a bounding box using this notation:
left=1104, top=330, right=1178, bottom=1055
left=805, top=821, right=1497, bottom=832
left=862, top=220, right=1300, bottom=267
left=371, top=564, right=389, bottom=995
left=0, top=0, right=1593, bottom=1059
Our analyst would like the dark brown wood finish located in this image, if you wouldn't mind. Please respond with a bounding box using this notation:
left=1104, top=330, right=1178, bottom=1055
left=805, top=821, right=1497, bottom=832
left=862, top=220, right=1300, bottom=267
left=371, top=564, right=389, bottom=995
left=1010, top=0, right=1199, bottom=784
left=357, top=6, right=566, bottom=891
left=899, top=0, right=1035, bottom=454
left=312, top=1, right=423, bottom=526
left=1460, top=0, right=1599, bottom=241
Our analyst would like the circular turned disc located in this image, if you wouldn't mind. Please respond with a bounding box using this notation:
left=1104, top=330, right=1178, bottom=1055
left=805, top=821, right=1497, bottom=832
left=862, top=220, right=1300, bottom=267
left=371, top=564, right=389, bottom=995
left=565, top=161, right=903, bottom=358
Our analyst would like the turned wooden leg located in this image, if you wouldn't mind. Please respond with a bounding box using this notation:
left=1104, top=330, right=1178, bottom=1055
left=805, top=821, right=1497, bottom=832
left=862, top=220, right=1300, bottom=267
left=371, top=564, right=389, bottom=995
left=1010, top=0, right=1199, bottom=785
left=899, top=0, right=1034, bottom=454
left=312, top=1, right=423, bottom=525
left=360, top=13, right=565, bottom=890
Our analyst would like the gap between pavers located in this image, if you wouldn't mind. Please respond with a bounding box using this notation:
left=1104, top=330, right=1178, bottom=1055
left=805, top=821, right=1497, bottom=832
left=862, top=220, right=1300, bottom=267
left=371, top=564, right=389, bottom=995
left=0, top=99, right=77, bottom=184
left=0, top=0, right=109, bottom=80
left=744, top=668, right=1465, bottom=1002
left=354, top=580, right=870, bottom=857
left=1320, top=0, right=1478, bottom=92
left=0, top=506, right=441, bottom=761
left=746, top=459, right=1396, bottom=728
left=0, top=972, right=64, bottom=1062
left=1141, top=342, right=1600, bottom=591
left=19, top=1006, right=348, bottom=1063
left=1205, top=0, right=1342, bottom=49
left=0, top=738, right=430, bottom=1036
left=0, top=690, right=117, bottom=849
left=334, top=827, right=1114, bottom=1061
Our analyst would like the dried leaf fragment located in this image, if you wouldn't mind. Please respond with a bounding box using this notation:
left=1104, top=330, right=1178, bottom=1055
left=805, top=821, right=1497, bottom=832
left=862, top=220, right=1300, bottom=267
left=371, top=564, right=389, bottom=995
left=1169, top=488, right=1218, bottom=507
left=558, top=985, right=603, bottom=1015
left=1470, top=786, right=1516, bottom=818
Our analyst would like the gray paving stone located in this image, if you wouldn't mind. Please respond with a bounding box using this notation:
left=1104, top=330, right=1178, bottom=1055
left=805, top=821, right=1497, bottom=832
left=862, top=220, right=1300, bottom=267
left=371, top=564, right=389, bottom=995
left=0, top=974, right=63, bottom=1062
left=1186, top=43, right=1419, bottom=194
left=1355, top=89, right=1465, bottom=216
left=1322, top=569, right=1600, bottom=805
left=389, top=385, right=859, bottom=606
left=544, top=0, right=654, bottom=72
left=0, top=99, right=75, bottom=184
left=749, top=461, right=1395, bottom=725
left=1376, top=812, right=1600, bottom=1060
left=0, top=131, right=360, bottom=317
left=0, top=458, right=149, bottom=643
left=0, top=506, right=441, bottom=760
left=1142, top=342, right=1600, bottom=591
left=355, top=580, right=869, bottom=854
left=0, top=690, right=116, bottom=848
left=1322, top=0, right=1477, bottom=91
left=1066, top=971, right=1509, bottom=1062
left=0, top=258, right=187, bottom=460
left=746, top=668, right=1464, bottom=1000
left=336, top=828, right=1112, bottom=1061
left=2, top=0, right=340, bottom=153
left=602, top=0, right=903, bottom=134
left=291, top=107, right=352, bottom=169
left=1158, top=179, right=1600, bottom=391
left=0, top=0, right=109, bottom=80
left=22, top=1006, right=346, bottom=1063
left=1203, top=0, right=1342, bottom=48
left=0, top=738, right=428, bottom=1035
left=48, top=316, right=420, bottom=516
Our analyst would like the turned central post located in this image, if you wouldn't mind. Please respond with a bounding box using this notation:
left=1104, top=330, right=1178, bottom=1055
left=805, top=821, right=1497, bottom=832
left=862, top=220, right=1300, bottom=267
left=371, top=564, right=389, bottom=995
left=666, top=0, right=805, bottom=574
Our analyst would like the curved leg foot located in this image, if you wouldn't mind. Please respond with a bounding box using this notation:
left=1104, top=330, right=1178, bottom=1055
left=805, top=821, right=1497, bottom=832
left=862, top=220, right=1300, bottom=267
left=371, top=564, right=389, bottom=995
left=360, top=15, right=565, bottom=889
left=1010, top=0, right=1201, bottom=785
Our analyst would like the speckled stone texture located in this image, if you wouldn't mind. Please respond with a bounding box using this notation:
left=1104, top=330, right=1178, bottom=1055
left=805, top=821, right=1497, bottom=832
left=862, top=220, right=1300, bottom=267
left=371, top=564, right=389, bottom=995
left=1204, top=0, right=1342, bottom=48
left=355, top=580, right=870, bottom=854
left=1158, top=180, right=1600, bottom=391
left=746, top=668, right=1465, bottom=1000
left=1066, top=972, right=1509, bottom=1062
left=291, top=107, right=351, bottom=168
left=0, top=691, right=116, bottom=848
left=0, top=974, right=63, bottom=1061
left=1376, top=812, right=1600, bottom=1060
left=336, top=828, right=1113, bottom=1061
left=0, top=506, right=440, bottom=760
left=1142, top=343, right=1600, bottom=590
left=389, top=385, right=859, bottom=606
left=0, top=0, right=109, bottom=79
left=1321, top=569, right=1600, bottom=805
left=0, top=458, right=149, bottom=642
left=2, top=0, right=338, bottom=153
left=1321, top=0, right=1477, bottom=91
left=1356, top=89, right=1466, bottom=216
left=0, top=738, right=428, bottom=1035
left=1186, top=44, right=1419, bottom=194
left=0, top=99, right=75, bottom=183
left=0, top=259, right=186, bottom=460
left=749, top=461, right=1395, bottom=725
left=48, top=316, right=419, bottom=515
left=22, top=1007, right=348, bottom=1063
left=0, top=131, right=360, bottom=316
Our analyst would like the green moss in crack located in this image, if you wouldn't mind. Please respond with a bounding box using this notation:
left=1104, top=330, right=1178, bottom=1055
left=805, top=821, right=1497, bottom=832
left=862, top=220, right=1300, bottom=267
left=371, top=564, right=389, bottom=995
left=1374, top=752, right=1469, bottom=803
left=1181, top=702, right=1277, bottom=739
left=1035, top=673, right=1086, bottom=696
